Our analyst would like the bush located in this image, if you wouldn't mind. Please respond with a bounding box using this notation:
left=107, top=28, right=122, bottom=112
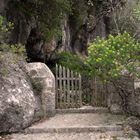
left=57, top=51, right=89, bottom=75
left=86, top=32, right=140, bottom=80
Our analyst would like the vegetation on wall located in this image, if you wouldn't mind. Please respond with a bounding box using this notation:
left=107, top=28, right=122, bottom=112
left=58, top=32, right=140, bottom=80
left=7, top=0, right=72, bottom=41
left=0, top=15, right=26, bottom=76
left=2, top=0, right=140, bottom=81
left=57, top=32, right=140, bottom=109
left=110, top=0, right=140, bottom=41
left=0, top=0, right=139, bottom=116
left=31, top=79, right=43, bottom=95
left=57, top=52, right=88, bottom=74
left=132, top=1, right=140, bottom=21
left=0, top=15, right=26, bottom=56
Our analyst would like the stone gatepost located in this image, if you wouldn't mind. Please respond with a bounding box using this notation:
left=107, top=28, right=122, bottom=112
left=26, top=62, right=55, bottom=118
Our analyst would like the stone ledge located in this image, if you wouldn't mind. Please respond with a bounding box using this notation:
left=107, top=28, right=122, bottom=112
left=25, top=125, right=123, bottom=134
left=56, top=107, right=109, bottom=114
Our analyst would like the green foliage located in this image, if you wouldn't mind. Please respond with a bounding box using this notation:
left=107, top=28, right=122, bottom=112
left=0, top=15, right=27, bottom=76
left=0, top=15, right=26, bottom=56
left=31, top=79, right=43, bottom=94
left=111, top=136, right=118, bottom=140
left=0, top=43, right=26, bottom=56
left=0, top=15, right=14, bottom=43
left=110, top=0, right=140, bottom=40
left=132, top=1, right=140, bottom=21
left=57, top=52, right=89, bottom=75
left=38, top=0, right=72, bottom=41
left=87, top=32, right=140, bottom=80
left=0, top=67, right=9, bottom=76
left=70, top=0, right=87, bottom=27
left=8, top=0, right=72, bottom=41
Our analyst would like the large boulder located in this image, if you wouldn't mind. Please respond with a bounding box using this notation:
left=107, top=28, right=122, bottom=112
left=0, top=53, right=37, bottom=133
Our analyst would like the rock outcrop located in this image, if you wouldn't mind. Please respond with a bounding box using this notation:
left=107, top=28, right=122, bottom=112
left=0, top=53, right=37, bottom=133
left=0, top=53, right=56, bottom=133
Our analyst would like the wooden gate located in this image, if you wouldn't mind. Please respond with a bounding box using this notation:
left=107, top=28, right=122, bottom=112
left=91, top=77, right=108, bottom=107
left=55, top=64, right=82, bottom=109
left=81, top=76, right=108, bottom=107
left=55, top=65, right=108, bottom=109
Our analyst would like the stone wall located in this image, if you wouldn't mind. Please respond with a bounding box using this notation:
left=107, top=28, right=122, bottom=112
left=88, top=76, right=135, bottom=115
left=26, top=63, right=56, bottom=118
left=127, top=77, right=140, bottom=117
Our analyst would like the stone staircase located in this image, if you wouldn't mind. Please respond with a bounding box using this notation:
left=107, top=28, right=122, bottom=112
left=8, top=107, right=140, bottom=140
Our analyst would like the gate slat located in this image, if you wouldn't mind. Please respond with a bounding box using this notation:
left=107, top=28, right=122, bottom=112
left=56, top=64, right=58, bottom=108
left=67, top=68, right=70, bottom=107
left=79, top=74, right=82, bottom=107
left=94, top=77, right=97, bottom=106
left=59, top=65, right=63, bottom=108
left=75, top=72, right=77, bottom=107
left=71, top=70, right=74, bottom=107
left=63, top=66, right=66, bottom=107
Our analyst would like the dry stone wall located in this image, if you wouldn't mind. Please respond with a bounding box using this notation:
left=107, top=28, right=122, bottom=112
left=26, top=63, right=56, bottom=118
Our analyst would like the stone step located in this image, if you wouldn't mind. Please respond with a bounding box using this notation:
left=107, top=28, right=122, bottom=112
left=56, top=106, right=109, bottom=114
left=9, top=132, right=140, bottom=140
left=24, top=113, right=125, bottom=134
left=25, top=125, right=123, bottom=134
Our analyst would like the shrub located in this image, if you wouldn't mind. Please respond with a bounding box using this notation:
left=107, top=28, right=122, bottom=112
left=86, top=32, right=140, bottom=80
left=57, top=51, right=89, bottom=75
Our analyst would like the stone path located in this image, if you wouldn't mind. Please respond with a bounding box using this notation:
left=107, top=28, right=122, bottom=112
left=5, top=107, right=140, bottom=140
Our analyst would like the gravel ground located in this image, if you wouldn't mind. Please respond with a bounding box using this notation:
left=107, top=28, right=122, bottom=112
left=4, top=132, right=140, bottom=140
